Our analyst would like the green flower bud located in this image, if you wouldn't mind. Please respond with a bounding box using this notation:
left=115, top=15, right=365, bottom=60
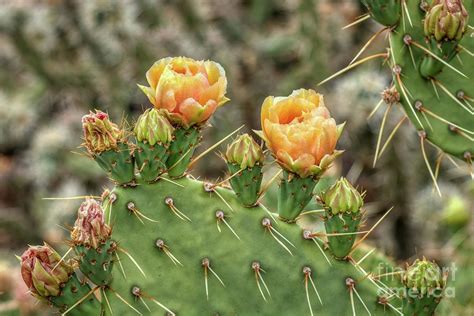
left=71, top=198, right=111, bottom=249
left=225, top=134, right=264, bottom=169
left=134, top=109, right=174, bottom=146
left=20, top=245, right=73, bottom=298
left=322, top=177, right=363, bottom=214
left=82, top=110, right=124, bottom=155
left=404, top=258, right=446, bottom=296
left=424, top=0, right=469, bottom=41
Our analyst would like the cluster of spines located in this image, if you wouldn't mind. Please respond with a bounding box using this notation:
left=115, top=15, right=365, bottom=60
left=320, top=0, right=474, bottom=189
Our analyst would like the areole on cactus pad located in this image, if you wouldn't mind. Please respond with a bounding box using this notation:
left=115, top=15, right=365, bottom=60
left=19, top=53, right=449, bottom=315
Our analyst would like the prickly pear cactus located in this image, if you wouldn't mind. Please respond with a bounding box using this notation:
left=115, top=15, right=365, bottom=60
left=19, top=57, right=447, bottom=315
left=331, top=0, right=474, bottom=168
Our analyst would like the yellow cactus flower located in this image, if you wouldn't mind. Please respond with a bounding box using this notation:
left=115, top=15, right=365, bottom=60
left=139, top=57, right=229, bottom=128
left=259, top=89, right=344, bottom=178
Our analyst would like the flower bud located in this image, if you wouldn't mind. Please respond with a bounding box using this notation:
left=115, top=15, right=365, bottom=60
left=225, top=134, right=264, bottom=169
left=424, top=0, right=469, bottom=41
left=322, top=177, right=363, bottom=214
left=404, top=258, right=446, bottom=296
left=20, top=245, right=73, bottom=298
left=134, top=108, right=174, bottom=146
left=82, top=110, right=125, bottom=155
left=71, top=198, right=111, bottom=249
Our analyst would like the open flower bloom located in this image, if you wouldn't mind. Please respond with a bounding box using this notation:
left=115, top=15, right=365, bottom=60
left=139, top=57, right=229, bottom=128
left=259, top=89, right=344, bottom=178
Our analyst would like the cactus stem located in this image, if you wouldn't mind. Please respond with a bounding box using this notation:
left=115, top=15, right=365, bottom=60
left=61, top=285, right=100, bottom=316
left=342, top=13, right=370, bottom=30
left=318, top=53, right=388, bottom=86
left=155, top=239, right=183, bottom=266
left=419, top=134, right=442, bottom=197
left=257, top=169, right=283, bottom=201
left=117, top=247, right=146, bottom=278
left=188, top=125, right=244, bottom=169
left=367, top=99, right=384, bottom=120
left=349, top=206, right=394, bottom=257
left=349, top=27, right=389, bottom=66
left=164, top=197, right=192, bottom=222
left=108, top=288, right=142, bottom=315
left=433, top=79, right=474, bottom=114
left=379, top=116, right=407, bottom=157
left=127, top=202, right=159, bottom=224
left=373, top=104, right=392, bottom=167
left=216, top=210, right=241, bottom=240
left=262, top=218, right=294, bottom=255
left=410, top=41, right=469, bottom=78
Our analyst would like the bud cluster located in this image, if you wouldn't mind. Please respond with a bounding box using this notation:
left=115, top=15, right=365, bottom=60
left=424, top=0, right=469, bottom=41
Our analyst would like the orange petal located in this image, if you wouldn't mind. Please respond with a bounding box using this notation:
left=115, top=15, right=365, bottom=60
left=146, top=58, right=171, bottom=90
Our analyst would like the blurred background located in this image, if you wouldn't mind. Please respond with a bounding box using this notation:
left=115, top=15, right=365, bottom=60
left=0, top=0, right=472, bottom=315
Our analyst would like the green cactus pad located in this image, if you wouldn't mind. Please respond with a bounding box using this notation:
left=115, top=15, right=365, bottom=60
left=388, top=0, right=474, bottom=160
left=278, top=170, right=318, bottom=221
left=99, top=176, right=401, bottom=315
left=75, top=239, right=116, bottom=286
left=134, top=141, right=168, bottom=182
left=227, top=162, right=263, bottom=207
left=323, top=211, right=362, bottom=260
left=50, top=274, right=102, bottom=316
left=166, top=127, right=200, bottom=178
left=361, top=0, right=401, bottom=26
left=94, top=142, right=135, bottom=185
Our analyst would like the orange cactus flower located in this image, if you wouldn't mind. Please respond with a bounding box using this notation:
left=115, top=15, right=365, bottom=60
left=138, top=57, right=229, bottom=128
left=259, top=89, right=344, bottom=178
